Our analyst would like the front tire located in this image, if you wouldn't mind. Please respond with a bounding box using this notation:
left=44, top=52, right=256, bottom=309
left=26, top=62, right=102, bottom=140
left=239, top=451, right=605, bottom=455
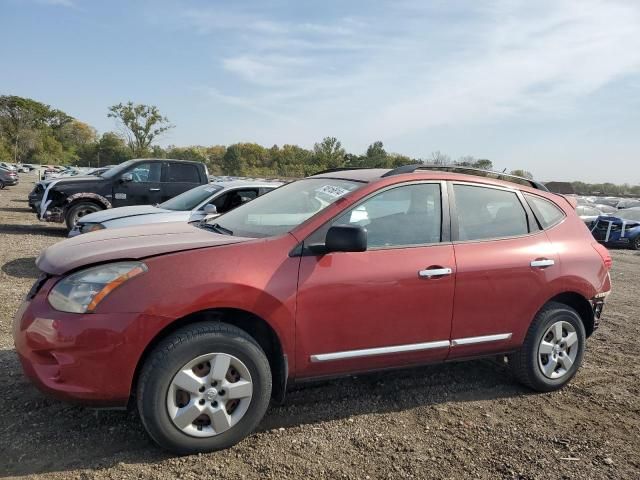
left=511, top=302, right=586, bottom=392
left=136, top=322, right=272, bottom=454
left=631, top=236, right=640, bottom=251
left=65, top=201, right=101, bottom=230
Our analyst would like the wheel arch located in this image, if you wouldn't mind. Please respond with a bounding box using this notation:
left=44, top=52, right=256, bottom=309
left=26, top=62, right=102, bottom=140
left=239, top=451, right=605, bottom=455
left=130, top=308, right=288, bottom=407
left=65, top=192, right=112, bottom=210
left=544, top=292, right=595, bottom=337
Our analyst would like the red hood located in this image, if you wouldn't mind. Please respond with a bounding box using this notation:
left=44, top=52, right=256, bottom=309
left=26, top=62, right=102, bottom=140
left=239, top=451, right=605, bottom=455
left=37, top=222, right=252, bottom=275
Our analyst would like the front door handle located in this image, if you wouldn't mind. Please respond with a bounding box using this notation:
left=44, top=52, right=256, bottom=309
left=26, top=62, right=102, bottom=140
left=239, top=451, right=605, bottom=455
left=530, top=259, right=555, bottom=268
left=149, top=188, right=160, bottom=192
left=418, top=267, right=453, bottom=278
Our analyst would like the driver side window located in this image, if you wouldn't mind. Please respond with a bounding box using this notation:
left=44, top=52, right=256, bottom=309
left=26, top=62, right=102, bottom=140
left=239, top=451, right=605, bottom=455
left=127, top=163, right=161, bottom=183
left=332, top=183, right=442, bottom=248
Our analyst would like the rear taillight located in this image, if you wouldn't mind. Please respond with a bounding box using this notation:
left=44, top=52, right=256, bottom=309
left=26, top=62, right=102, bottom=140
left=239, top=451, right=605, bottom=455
left=592, top=242, right=612, bottom=270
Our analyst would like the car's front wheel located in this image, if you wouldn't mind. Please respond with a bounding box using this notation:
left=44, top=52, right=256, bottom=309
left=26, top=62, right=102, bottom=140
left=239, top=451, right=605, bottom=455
left=136, top=322, right=272, bottom=454
left=510, top=302, right=586, bottom=392
left=631, top=236, right=640, bottom=251
left=65, top=201, right=101, bottom=230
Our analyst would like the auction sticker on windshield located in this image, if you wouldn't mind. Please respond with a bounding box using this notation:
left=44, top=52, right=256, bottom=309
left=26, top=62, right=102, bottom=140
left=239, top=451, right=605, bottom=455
left=315, top=185, right=351, bottom=199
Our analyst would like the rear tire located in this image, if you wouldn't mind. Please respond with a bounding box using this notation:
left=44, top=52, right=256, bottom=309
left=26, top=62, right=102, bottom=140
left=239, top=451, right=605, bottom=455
left=65, top=201, right=101, bottom=230
left=631, top=236, right=640, bottom=251
left=510, top=302, right=586, bottom=392
left=0, top=180, right=5, bottom=190
left=136, top=322, right=272, bottom=455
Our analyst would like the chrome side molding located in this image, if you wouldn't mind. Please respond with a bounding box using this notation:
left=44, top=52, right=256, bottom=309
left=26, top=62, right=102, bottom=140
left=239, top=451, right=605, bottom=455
left=310, top=333, right=513, bottom=362
left=450, top=333, right=512, bottom=346
left=310, top=340, right=450, bottom=363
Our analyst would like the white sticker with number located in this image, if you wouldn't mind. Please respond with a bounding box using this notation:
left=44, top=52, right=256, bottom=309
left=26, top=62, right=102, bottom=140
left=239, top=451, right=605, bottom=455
left=115, top=193, right=127, bottom=200
left=315, top=185, right=350, bottom=199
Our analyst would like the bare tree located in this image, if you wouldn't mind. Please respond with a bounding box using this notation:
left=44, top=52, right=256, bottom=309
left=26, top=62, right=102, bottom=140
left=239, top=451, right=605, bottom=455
left=108, top=102, right=173, bottom=157
left=429, top=150, right=451, bottom=165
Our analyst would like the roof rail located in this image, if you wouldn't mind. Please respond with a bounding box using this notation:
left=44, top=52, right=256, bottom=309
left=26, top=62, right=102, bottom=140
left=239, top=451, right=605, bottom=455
left=382, top=164, right=549, bottom=192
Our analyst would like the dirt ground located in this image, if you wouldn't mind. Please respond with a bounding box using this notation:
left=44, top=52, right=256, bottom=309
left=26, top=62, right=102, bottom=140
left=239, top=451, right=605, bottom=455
left=1, top=175, right=639, bottom=480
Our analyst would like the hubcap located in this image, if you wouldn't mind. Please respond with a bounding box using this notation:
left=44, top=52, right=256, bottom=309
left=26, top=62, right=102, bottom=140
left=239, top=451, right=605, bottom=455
left=537, top=321, right=579, bottom=379
left=166, top=353, right=253, bottom=438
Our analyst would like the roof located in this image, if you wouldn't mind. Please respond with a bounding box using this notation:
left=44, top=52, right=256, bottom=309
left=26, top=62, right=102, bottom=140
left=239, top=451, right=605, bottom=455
left=310, top=168, right=391, bottom=182
left=310, top=166, right=548, bottom=192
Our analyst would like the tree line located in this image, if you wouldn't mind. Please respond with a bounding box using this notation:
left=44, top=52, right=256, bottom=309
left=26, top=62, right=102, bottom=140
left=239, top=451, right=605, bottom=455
left=1, top=95, right=637, bottom=195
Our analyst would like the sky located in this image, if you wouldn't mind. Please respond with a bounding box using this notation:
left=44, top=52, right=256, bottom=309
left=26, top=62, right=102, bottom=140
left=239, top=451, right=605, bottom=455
left=1, top=0, right=639, bottom=183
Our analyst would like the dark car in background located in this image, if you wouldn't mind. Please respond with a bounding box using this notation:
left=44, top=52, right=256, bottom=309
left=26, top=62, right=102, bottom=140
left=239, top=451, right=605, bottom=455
left=0, top=167, right=19, bottom=188
left=591, top=209, right=640, bottom=250
left=31, top=158, right=209, bottom=230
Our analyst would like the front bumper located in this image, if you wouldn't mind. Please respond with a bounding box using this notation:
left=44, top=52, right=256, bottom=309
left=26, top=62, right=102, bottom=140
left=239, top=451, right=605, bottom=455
left=12, top=278, right=167, bottom=407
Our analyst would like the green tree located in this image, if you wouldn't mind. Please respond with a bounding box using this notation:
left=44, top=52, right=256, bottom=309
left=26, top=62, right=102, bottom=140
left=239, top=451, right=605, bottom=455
left=108, top=102, right=173, bottom=157
left=312, top=137, right=345, bottom=171
left=0, top=95, right=51, bottom=161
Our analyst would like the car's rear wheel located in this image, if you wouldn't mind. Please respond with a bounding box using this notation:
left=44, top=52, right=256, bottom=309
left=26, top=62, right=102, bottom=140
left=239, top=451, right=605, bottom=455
left=65, top=201, right=101, bottom=230
left=136, top=322, right=272, bottom=454
left=0, top=180, right=5, bottom=190
left=631, top=236, right=640, bottom=251
left=510, top=302, right=586, bottom=392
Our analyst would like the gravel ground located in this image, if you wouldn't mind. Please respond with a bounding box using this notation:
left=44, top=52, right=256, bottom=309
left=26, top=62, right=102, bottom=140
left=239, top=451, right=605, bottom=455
left=1, top=175, right=639, bottom=480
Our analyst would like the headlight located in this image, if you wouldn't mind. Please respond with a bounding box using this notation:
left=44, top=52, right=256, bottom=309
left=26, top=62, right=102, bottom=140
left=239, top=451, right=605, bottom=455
left=80, top=222, right=105, bottom=234
left=48, top=261, right=147, bottom=313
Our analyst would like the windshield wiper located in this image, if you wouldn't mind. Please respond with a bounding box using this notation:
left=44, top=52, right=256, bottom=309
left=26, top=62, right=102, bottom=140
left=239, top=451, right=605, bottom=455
left=199, top=222, right=233, bottom=236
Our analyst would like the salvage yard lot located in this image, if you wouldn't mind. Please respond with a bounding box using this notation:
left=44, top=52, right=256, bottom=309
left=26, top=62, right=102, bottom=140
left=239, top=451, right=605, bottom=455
left=1, top=176, right=639, bottom=480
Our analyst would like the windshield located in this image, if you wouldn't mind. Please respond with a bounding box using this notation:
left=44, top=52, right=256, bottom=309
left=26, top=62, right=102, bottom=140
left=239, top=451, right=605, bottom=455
left=160, top=184, right=223, bottom=211
left=203, top=178, right=363, bottom=238
left=100, top=160, right=136, bottom=179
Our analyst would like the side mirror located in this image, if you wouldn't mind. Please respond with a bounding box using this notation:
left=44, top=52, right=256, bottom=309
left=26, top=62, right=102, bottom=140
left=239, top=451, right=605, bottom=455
left=121, top=172, right=133, bottom=183
left=203, top=203, right=218, bottom=215
left=325, top=225, right=367, bottom=253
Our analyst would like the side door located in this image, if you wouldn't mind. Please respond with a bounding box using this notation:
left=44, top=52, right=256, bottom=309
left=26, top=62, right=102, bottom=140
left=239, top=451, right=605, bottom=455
left=161, top=162, right=203, bottom=203
left=112, top=162, right=162, bottom=207
left=448, top=182, right=559, bottom=359
left=295, top=182, right=456, bottom=378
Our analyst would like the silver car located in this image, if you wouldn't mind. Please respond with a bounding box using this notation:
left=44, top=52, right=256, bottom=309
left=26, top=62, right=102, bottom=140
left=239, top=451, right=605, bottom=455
left=69, top=179, right=283, bottom=237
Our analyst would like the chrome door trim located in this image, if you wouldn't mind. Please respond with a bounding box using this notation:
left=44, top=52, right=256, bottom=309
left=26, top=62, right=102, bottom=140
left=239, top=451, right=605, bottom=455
left=310, top=340, right=450, bottom=363
left=451, top=333, right=512, bottom=346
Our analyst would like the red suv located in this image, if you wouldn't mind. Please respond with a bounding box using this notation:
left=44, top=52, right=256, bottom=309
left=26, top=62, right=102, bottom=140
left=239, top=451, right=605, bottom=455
left=14, top=166, right=612, bottom=454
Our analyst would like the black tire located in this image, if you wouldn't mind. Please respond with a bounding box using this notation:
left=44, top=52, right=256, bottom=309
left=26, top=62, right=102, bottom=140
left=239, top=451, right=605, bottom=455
left=510, top=301, right=586, bottom=392
left=136, top=322, right=272, bottom=455
left=0, top=180, right=5, bottom=190
left=64, top=201, right=101, bottom=230
left=631, top=236, right=640, bottom=251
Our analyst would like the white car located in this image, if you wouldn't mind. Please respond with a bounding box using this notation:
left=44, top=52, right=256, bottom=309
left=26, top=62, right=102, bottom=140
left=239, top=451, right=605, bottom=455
left=68, top=179, right=283, bottom=237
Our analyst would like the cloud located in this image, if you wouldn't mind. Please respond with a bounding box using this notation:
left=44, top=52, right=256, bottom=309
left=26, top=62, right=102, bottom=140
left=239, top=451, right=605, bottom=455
left=177, top=0, right=640, bottom=145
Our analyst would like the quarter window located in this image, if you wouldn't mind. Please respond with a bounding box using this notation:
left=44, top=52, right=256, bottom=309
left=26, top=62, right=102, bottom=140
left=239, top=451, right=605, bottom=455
left=525, top=194, right=565, bottom=229
left=453, top=184, right=529, bottom=241
left=332, top=183, right=442, bottom=248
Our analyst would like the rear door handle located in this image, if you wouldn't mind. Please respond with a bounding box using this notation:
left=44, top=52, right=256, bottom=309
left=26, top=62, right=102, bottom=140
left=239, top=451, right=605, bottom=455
left=418, top=267, right=453, bottom=278
left=149, top=188, right=160, bottom=192
left=530, top=259, right=555, bottom=268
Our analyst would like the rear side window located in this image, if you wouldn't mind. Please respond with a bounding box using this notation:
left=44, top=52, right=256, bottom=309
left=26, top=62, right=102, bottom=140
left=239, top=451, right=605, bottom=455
left=525, top=194, right=566, bottom=229
left=165, top=163, right=200, bottom=183
left=453, top=184, right=529, bottom=241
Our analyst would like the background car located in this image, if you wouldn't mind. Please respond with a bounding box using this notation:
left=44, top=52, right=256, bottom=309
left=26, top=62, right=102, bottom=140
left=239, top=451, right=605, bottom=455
left=576, top=205, right=603, bottom=228
left=591, top=209, right=640, bottom=250
left=0, top=166, right=19, bottom=188
left=0, top=162, right=17, bottom=172
left=69, top=179, right=283, bottom=236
